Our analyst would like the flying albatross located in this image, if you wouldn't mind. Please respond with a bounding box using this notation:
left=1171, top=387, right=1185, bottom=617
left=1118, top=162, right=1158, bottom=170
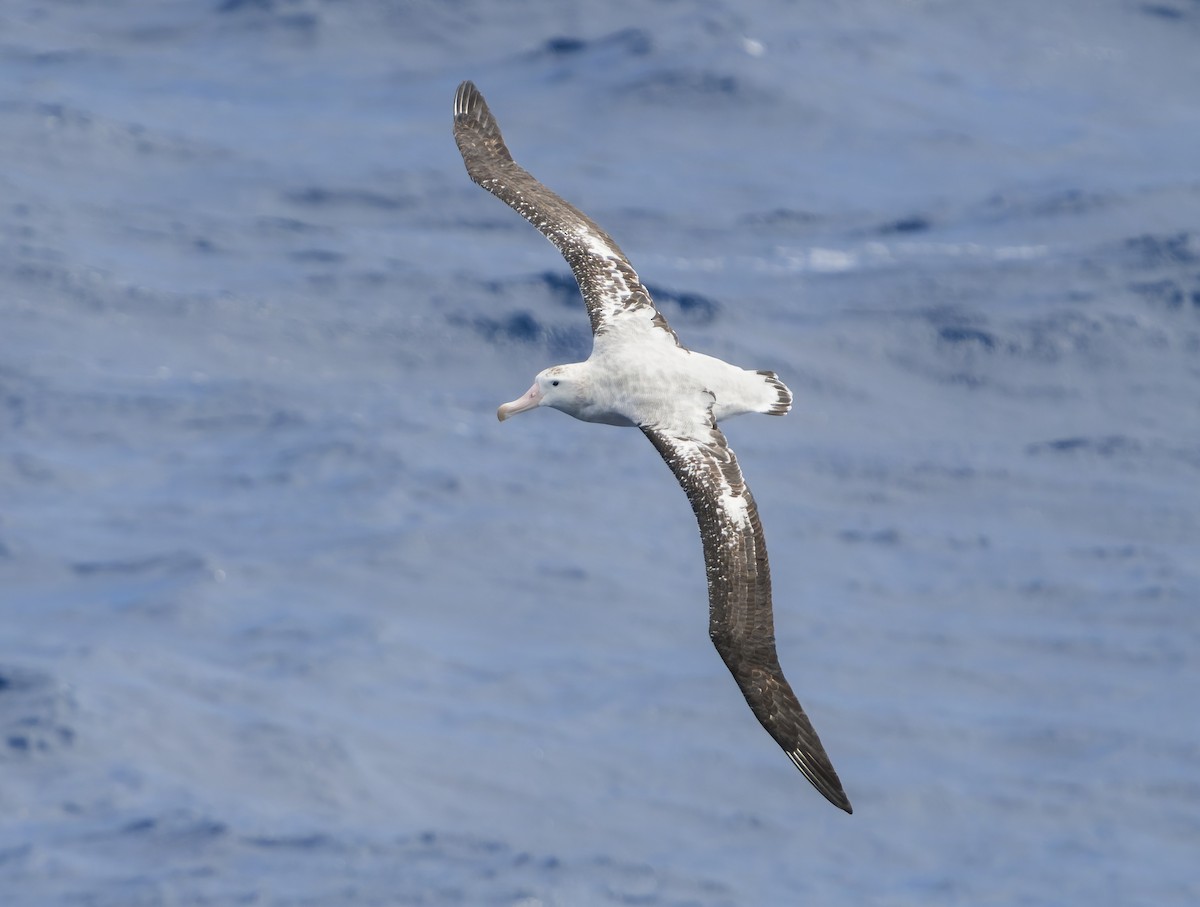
left=453, top=81, right=852, bottom=814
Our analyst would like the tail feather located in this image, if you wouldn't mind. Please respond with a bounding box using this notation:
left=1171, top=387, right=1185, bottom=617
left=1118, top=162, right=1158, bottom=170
left=756, top=370, right=792, bottom=415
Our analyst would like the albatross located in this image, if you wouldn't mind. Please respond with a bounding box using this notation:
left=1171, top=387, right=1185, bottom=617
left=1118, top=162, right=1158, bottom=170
left=453, top=81, right=852, bottom=814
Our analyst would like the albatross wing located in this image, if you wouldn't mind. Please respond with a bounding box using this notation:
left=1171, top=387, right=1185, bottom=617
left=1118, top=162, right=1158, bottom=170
left=453, top=80, right=679, bottom=345
left=642, top=417, right=853, bottom=814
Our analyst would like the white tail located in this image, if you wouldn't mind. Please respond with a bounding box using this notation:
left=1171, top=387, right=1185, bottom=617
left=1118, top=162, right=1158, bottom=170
left=755, top=370, right=792, bottom=415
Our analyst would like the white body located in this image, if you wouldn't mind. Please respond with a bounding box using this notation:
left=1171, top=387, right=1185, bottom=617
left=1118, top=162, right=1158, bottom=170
left=498, top=308, right=791, bottom=431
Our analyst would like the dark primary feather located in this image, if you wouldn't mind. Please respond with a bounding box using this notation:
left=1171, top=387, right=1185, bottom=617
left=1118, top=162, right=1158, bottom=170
left=642, top=423, right=853, bottom=814
left=452, top=80, right=674, bottom=341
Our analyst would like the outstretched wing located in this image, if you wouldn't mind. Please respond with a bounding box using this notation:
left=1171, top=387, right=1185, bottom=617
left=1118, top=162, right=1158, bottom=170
left=453, top=80, right=678, bottom=344
left=641, top=419, right=853, bottom=814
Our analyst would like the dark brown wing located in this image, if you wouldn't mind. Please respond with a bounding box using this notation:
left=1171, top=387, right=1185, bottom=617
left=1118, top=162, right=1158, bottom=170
left=642, top=421, right=853, bottom=814
left=453, top=81, right=677, bottom=342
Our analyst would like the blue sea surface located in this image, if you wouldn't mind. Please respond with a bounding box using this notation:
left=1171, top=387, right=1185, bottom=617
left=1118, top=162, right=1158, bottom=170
left=2, top=1, right=1199, bottom=904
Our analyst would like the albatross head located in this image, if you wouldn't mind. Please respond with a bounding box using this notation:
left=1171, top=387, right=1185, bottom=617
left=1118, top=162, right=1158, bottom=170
left=497, top=364, right=586, bottom=421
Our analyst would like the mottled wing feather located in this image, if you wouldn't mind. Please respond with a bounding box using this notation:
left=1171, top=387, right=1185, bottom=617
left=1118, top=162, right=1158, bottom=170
left=641, top=420, right=853, bottom=814
left=453, top=81, right=678, bottom=343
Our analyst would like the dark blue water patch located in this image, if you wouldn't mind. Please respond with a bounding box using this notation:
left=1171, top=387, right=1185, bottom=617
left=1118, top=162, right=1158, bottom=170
left=544, top=35, right=586, bottom=55
left=537, top=27, right=654, bottom=59
left=0, top=45, right=91, bottom=68
left=120, top=813, right=229, bottom=844
left=0, top=671, right=27, bottom=693
left=18, top=101, right=89, bottom=130
left=0, top=841, right=32, bottom=868
left=469, top=270, right=719, bottom=351
left=71, top=551, right=209, bottom=578
left=1076, top=543, right=1142, bottom=562
left=1030, top=188, right=1110, bottom=217
left=255, top=215, right=330, bottom=236
left=3, top=258, right=144, bottom=316
left=288, top=248, right=345, bottom=264
left=8, top=100, right=206, bottom=162
left=937, top=326, right=997, bottom=350
left=537, top=270, right=585, bottom=308
left=284, top=187, right=411, bottom=212
left=1129, top=277, right=1200, bottom=309
left=1141, top=3, right=1186, bottom=19
left=182, top=407, right=308, bottom=434
left=217, top=0, right=275, bottom=11
left=470, top=310, right=543, bottom=344
left=981, top=187, right=1110, bottom=222
left=1124, top=231, right=1199, bottom=267
left=0, top=666, right=76, bottom=760
left=5, top=723, right=75, bottom=755
left=411, top=467, right=461, bottom=502
left=922, top=307, right=1001, bottom=354
left=537, top=562, right=588, bottom=581
left=1, top=373, right=35, bottom=432
left=451, top=309, right=592, bottom=360
left=191, top=236, right=222, bottom=254
left=644, top=281, right=719, bottom=325
left=237, top=437, right=410, bottom=498
left=839, top=527, right=902, bottom=545
left=1026, top=435, right=1142, bottom=457
left=737, top=208, right=821, bottom=229
left=215, top=0, right=320, bottom=31
left=6, top=260, right=62, bottom=291
left=878, top=215, right=932, bottom=235
left=534, top=271, right=719, bottom=324
left=619, top=68, right=761, bottom=106
left=335, top=831, right=736, bottom=907
left=243, top=831, right=336, bottom=850
left=942, top=371, right=988, bottom=388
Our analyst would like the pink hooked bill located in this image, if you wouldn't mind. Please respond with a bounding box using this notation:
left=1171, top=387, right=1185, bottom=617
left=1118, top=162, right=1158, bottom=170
left=497, top=381, right=543, bottom=421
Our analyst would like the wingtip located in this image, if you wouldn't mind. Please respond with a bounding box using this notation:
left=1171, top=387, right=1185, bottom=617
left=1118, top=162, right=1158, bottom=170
left=788, top=748, right=853, bottom=814
left=452, top=79, right=515, bottom=169
left=453, top=80, right=480, bottom=118
left=828, top=786, right=854, bottom=814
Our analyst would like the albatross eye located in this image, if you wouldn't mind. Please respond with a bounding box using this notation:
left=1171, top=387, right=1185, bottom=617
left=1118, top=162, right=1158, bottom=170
left=551, top=380, right=560, bottom=387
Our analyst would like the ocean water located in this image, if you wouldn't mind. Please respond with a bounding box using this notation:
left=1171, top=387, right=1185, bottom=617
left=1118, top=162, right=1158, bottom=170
left=2, top=1, right=1199, bottom=904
